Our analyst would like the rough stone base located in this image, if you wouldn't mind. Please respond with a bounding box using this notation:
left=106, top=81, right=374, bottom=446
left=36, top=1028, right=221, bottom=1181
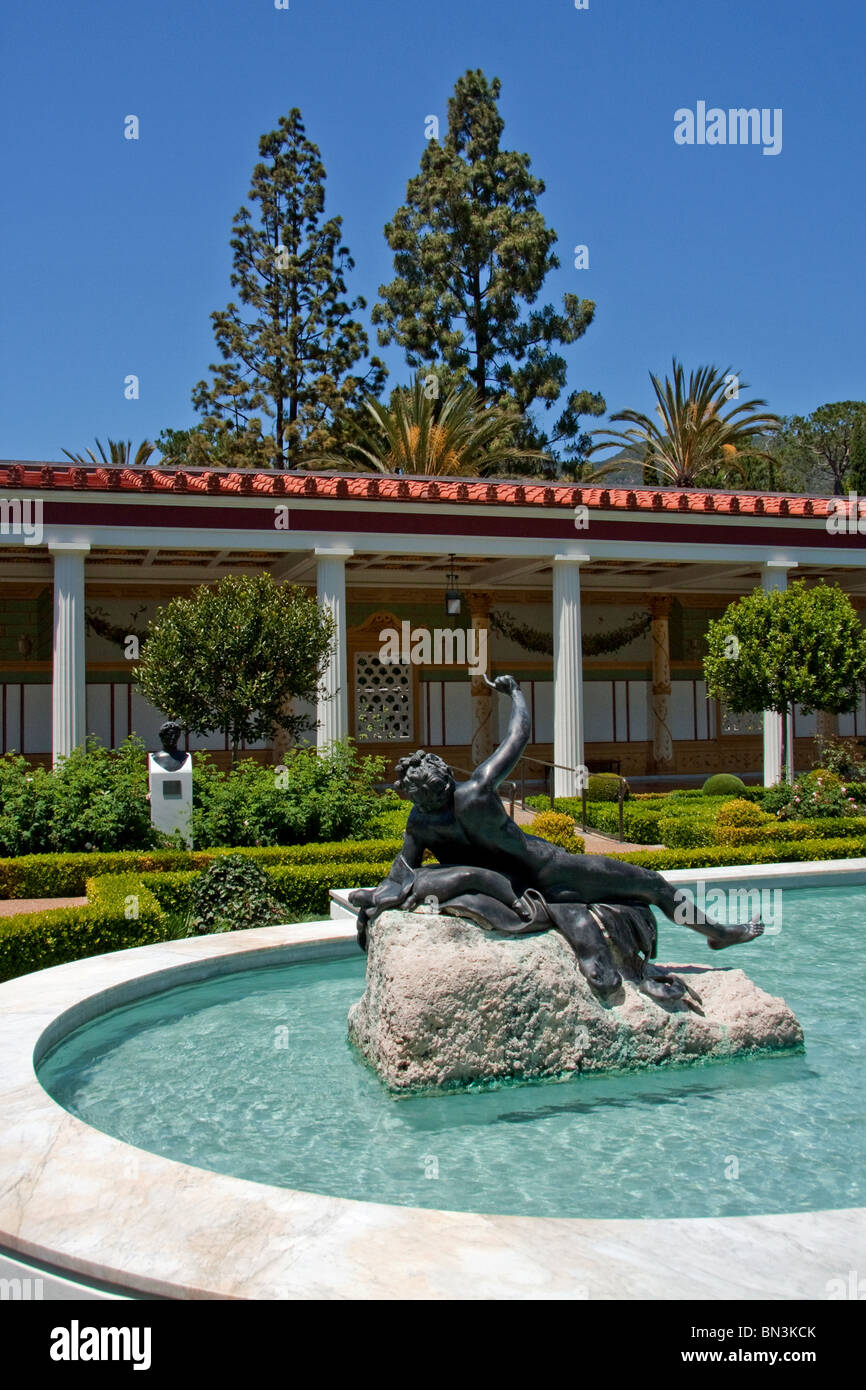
left=347, top=910, right=804, bottom=1092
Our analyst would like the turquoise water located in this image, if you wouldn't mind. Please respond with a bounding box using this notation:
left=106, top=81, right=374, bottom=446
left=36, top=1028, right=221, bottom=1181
left=38, top=886, right=865, bottom=1220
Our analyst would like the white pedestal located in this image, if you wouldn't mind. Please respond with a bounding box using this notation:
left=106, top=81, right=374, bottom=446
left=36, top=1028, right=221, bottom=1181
left=148, top=754, right=193, bottom=847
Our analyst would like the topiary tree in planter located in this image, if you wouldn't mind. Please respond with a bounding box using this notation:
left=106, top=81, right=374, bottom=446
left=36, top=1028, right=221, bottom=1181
left=704, top=580, right=866, bottom=785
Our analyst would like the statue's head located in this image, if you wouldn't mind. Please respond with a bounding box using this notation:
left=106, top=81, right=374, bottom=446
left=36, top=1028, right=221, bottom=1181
left=158, top=719, right=183, bottom=754
left=394, top=751, right=455, bottom=811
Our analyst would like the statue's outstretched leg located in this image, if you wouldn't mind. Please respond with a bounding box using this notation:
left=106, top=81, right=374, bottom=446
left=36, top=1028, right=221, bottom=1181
left=657, top=881, right=765, bottom=950
left=541, top=858, right=764, bottom=951
left=547, top=904, right=622, bottom=997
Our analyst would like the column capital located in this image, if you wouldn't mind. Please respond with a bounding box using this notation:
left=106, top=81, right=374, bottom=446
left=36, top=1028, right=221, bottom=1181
left=762, top=559, right=797, bottom=593
left=314, top=546, right=353, bottom=559
left=648, top=595, right=673, bottom=619
left=467, top=590, right=492, bottom=620
left=49, top=542, right=91, bottom=555
left=553, top=552, right=591, bottom=566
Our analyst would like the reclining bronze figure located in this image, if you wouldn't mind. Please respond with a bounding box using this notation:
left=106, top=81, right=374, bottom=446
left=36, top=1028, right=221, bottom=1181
left=350, top=675, right=763, bottom=997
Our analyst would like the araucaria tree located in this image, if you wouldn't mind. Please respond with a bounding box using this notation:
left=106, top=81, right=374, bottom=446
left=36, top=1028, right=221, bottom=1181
left=136, top=574, right=335, bottom=762
left=703, top=581, right=866, bottom=782
left=192, top=110, right=386, bottom=469
left=373, top=70, right=604, bottom=469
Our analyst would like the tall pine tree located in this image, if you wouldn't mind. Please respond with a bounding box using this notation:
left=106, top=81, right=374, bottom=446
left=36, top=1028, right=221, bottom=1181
left=193, top=110, right=385, bottom=469
left=373, top=70, right=604, bottom=468
left=846, top=410, right=866, bottom=494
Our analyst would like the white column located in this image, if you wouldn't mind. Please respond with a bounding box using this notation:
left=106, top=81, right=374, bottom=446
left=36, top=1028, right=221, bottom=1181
left=761, top=561, right=797, bottom=785
left=553, top=554, right=588, bottom=797
left=316, top=548, right=352, bottom=749
left=50, top=543, right=90, bottom=765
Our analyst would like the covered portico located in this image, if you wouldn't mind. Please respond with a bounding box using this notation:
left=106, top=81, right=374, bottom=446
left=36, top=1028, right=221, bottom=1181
left=1, top=463, right=864, bottom=788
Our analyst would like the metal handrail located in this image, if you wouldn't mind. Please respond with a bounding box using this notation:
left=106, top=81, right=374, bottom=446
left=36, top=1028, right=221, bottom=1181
left=507, top=752, right=627, bottom=841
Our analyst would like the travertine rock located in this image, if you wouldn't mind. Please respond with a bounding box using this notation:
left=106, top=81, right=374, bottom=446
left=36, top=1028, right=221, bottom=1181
left=347, top=910, right=804, bottom=1091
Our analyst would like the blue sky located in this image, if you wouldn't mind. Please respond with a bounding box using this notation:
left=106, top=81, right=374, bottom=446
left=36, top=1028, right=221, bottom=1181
left=1, top=0, right=863, bottom=462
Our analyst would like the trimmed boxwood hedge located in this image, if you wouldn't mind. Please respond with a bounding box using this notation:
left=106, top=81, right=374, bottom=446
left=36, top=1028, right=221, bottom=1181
left=5, top=831, right=866, bottom=983
left=144, top=860, right=388, bottom=920
left=526, top=793, right=865, bottom=849
left=715, top=816, right=866, bottom=848
left=0, top=873, right=173, bottom=983
left=0, top=839, right=402, bottom=900
left=608, top=836, right=866, bottom=871
left=0, top=857, right=393, bottom=983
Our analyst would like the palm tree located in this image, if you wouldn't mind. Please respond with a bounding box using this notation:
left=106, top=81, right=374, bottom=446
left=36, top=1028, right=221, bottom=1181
left=308, top=378, right=550, bottom=476
left=591, top=361, right=780, bottom=488
left=62, top=438, right=156, bottom=467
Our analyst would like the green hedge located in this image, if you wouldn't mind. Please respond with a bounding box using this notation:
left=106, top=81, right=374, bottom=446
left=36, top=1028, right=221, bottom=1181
left=5, top=827, right=866, bottom=983
left=656, top=813, right=719, bottom=849
left=526, top=794, right=775, bottom=846
left=701, top=773, right=748, bottom=796
left=0, top=857, right=392, bottom=983
left=527, top=796, right=664, bottom=842
left=0, top=873, right=172, bottom=983
left=0, top=839, right=402, bottom=900
left=145, top=860, right=389, bottom=920
left=608, top=836, right=866, bottom=871
left=717, top=817, right=866, bottom=848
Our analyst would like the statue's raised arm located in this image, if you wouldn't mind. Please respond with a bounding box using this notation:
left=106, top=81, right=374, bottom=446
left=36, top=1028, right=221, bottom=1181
left=468, top=674, right=531, bottom=793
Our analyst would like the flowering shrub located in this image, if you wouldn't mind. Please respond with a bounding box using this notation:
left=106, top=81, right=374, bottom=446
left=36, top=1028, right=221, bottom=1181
left=762, top=772, right=865, bottom=821
left=813, top=736, right=866, bottom=783
left=0, top=738, right=156, bottom=856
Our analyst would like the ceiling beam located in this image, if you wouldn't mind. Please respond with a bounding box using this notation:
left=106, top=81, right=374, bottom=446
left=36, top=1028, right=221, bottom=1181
left=271, top=552, right=315, bottom=581
left=646, top=562, right=758, bottom=592
left=463, top=556, right=551, bottom=586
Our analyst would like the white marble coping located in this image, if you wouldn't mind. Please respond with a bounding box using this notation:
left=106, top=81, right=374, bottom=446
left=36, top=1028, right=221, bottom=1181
left=330, top=857, right=866, bottom=919
left=1, top=912, right=863, bottom=1301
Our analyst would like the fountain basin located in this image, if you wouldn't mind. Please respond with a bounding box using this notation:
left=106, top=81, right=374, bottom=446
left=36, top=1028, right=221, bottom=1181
left=0, top=866, right=864, bottom=1299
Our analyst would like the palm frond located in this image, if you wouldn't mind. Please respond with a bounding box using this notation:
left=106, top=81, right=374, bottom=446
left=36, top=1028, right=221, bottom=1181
left=61, top=437, right=155, bottom=468
left=591, top=359, right=781, bottom=487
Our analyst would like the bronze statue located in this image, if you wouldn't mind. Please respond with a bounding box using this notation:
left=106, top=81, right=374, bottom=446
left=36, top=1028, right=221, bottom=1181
left=350, top=675, right=763, bottom=997
left=151, top=718, right=188, bottom=772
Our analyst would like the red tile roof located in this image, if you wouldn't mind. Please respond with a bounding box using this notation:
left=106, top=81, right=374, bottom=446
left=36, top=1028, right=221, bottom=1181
left=0, top=462, right=837, bottom=519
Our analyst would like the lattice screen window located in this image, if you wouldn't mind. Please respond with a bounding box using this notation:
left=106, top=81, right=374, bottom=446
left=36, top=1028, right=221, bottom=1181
left=354, top=653, right=413, bottom=742
left=720, top=705, right=763, bottom=736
